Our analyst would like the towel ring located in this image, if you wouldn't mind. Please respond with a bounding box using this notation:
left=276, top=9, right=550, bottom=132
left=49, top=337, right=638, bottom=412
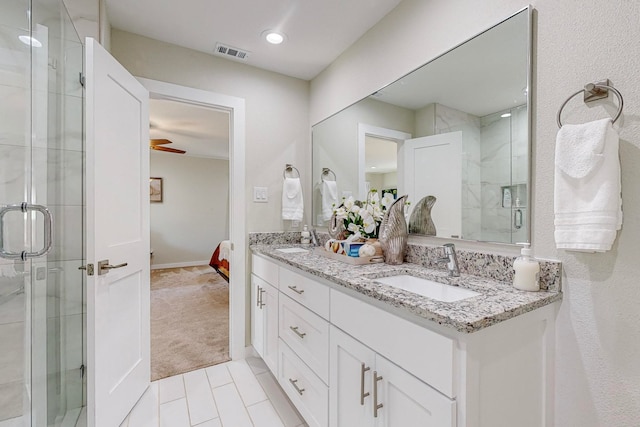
left=283, top=164, right=300, bottom=179
left=557, top=82, right=624, bottom=128
left=321, top=167, right=336, bottom=182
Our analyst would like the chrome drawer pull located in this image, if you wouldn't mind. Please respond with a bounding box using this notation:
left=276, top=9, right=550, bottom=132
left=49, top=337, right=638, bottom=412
left=288, top=285, right=305, bottom=295
left=373, top=371, right=383, bottom=417
left=290, top=326, right=306, bottom=339
left=289, top=378, right=305, bottom=395
left=360, top=363, right=370, bottom=405
left=259, top=288, right=266, bottom=308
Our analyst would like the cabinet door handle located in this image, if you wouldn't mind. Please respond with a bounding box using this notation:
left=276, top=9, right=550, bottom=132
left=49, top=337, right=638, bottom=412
left=289, top=326, right=306, bottom=339
left=256, top=285, right=261, bottom=307
left=289, top=378, right=305, bottom=395
left=288, top=285, right=305, bottom=295
left=373, top=371, right=383, bottom=418
left=259, top=288, right=266, bottom=308
left=360, top=363, right=370, bottom=405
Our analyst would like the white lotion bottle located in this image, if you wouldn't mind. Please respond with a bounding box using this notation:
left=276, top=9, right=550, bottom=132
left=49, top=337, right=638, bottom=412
left=513, top=243, right=540, bottom=291
left=301, top=225, right=311, bottom=244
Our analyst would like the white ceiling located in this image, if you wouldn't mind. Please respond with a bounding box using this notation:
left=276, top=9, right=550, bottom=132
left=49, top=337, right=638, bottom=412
left=149, top=98, right=230, bottom=159
left=106, top=0, right=404, bottom=80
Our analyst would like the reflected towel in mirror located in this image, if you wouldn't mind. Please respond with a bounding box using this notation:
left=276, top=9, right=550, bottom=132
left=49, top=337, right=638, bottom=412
left=321, top=179, right=338, bottom=221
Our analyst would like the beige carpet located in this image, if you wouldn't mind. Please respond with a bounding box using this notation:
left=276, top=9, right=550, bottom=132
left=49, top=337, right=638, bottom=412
left=151, top=265, right=230, bottom=381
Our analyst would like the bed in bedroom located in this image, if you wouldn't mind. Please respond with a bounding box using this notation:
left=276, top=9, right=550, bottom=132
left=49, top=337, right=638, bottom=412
left=209, top=240, right=230, bottom=282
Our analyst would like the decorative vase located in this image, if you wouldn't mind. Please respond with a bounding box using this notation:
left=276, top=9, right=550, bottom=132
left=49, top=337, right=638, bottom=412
left=378, top=195, right=409, bottom=265
left=408, top=195, right=437, bottom=236
left=328, top=211, right=347, bottom=240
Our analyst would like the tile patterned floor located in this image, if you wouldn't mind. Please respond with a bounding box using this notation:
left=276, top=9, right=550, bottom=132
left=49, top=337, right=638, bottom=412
left=120, top=356, right=308, bottom=427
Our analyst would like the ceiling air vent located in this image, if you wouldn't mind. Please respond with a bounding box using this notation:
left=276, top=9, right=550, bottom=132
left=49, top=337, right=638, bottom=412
left=215, top=43, right=250, bottom=61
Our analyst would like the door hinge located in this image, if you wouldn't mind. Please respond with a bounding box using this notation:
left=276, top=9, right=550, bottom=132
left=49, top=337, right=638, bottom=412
left=79, top=263, right=94, bottom=276
left=80, top=364, right=85, bottom=378
left=79, top=72, right=85, bottom=87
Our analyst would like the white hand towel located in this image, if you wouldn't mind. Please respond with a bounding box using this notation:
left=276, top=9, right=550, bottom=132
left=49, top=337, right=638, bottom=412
left=282, top=177, right=304, bottom=221
left=554, top=118, right=622, bottom=252
left=218, top=240, right=231, bottom=261
left=321, top=179, right=338, bottom=221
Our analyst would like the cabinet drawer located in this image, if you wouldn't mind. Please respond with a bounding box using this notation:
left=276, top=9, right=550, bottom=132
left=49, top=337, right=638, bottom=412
left=279, top=267, right=330, bottom=319
left=278, top=340, right=329, bottom=427
left=252, top=254, right=279, bottom=285
left=331, top=290, right=456, bottom=398
left=279, top=294, right=330, bottom=383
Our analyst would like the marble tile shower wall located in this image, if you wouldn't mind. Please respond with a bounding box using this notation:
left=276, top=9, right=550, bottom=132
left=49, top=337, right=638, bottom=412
left=0, top=7, right=85, bottom=421
left=480, top=106, right=527, bottom=243
left=434, top=103, right=482, bottom=240
left=0, top=14, right=32, bottom=422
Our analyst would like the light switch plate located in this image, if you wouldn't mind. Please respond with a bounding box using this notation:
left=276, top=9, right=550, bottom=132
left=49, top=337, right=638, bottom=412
left=253, top=186, right=268, bottom=203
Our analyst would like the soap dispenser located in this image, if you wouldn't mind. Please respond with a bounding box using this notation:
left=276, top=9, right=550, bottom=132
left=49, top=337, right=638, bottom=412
left=301, top=225, right=311, bottom=244
left=513, top=243, right=540, bottom=292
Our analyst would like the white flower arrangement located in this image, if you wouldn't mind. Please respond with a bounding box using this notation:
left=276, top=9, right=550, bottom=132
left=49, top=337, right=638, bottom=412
left=333, top=190, right=396, bottom=238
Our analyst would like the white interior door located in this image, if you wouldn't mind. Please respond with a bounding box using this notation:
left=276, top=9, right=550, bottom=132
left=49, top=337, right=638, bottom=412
left=84, top=38, right=150, bottom=427
left=402, top=132, right=462, bottom=238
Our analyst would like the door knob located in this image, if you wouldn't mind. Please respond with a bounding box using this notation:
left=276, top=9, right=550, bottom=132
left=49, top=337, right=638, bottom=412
left=98, top=259, right=128, bottom=275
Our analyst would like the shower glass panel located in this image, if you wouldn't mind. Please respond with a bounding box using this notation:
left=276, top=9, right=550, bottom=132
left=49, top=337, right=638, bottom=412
left=479, top=104, right=528, bottom=244
left=0, top=0, right=85, bottom=426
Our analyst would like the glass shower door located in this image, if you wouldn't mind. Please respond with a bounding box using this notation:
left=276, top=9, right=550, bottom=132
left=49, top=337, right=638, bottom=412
left=0, top=0, right=85, bottom=425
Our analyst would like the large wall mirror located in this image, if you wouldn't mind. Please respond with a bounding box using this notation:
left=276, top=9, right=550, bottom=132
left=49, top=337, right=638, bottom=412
left=312, top=6, right=531, bottom=245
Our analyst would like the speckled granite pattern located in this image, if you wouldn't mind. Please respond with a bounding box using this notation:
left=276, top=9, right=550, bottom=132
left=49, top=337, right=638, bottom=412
left=250, top=232, right=562, bottom=292
left=249, top=232, right=303, bottom=245
left=250, top=243, right=562, bottom=334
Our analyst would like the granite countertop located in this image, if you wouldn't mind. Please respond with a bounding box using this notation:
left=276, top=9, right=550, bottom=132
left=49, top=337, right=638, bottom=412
left=250, top=243, right=563, bottom=334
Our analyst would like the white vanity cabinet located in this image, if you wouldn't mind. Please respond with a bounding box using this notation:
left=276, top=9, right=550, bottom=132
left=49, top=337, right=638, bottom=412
left=330, top=326, right=455, bottom=427
left=251, top=253, right=556, bottom=427
left=251, top=256, right=280, bottom=374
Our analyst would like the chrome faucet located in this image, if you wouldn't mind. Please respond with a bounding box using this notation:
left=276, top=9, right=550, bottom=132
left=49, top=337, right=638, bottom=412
left=310, top=228, right=320, bottom=247
left=438, top=243, right=460, bottom=277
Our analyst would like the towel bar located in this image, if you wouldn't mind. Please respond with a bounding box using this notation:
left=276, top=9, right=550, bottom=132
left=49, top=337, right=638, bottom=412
left=283, top=164, right=300, bottom=179
left=321, top=167, right=336, bottom=182
left=557, top=79, right=624, bottom=128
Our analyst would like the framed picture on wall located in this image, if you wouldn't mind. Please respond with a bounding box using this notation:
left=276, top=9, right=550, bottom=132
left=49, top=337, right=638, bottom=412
left=150, top=177, right=163, bottom=202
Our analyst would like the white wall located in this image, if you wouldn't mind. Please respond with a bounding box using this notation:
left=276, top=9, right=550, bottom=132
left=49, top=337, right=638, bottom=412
left=149, top=152, right=228, bottom=268
left=111, top=30, right=311, bottom=233
left=311, top=0, right=640, bottom=425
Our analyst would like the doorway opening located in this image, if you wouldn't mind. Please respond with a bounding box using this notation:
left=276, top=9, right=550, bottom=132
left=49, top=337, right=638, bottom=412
left=138, top=78, right=247, bottom=376
left=148, top=98, right=231, bottom=380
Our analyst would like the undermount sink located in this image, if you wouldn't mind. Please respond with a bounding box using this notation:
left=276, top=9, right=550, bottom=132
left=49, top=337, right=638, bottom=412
left=374, top=275, right=481, bottom=303
left=276, top=247, right=309, bottom=254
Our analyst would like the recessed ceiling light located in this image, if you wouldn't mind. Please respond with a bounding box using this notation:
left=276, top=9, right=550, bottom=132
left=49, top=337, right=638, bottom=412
left=263, top=31, right=285, bottom=45
left=19, top=35, right=42, bottom=48
left=501, top=113, right=512, bottom=118
left=371, top=166, right=377, bottom=169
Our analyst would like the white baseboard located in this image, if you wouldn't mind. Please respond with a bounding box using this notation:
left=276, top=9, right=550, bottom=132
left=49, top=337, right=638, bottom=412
left=151, top=260, right=210, bottom=270
left=243, top=346, right=259, bottom=360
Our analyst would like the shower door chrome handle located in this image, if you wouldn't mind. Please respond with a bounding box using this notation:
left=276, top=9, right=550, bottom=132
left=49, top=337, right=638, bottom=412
left=514, top=208, right=523, bottom=230
left=0, top=203, right=53, bottom=260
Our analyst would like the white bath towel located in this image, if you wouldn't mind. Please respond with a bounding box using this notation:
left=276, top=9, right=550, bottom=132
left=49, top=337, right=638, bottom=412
left=554, top=118, right=622, bottom=252
left=282, top=177, right=304, bottom=221
left=321, top=179, right=338, bottom=221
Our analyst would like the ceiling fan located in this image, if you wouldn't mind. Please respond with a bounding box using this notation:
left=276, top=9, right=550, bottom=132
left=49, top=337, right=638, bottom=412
left=150, top=139, right=186, bottom=154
